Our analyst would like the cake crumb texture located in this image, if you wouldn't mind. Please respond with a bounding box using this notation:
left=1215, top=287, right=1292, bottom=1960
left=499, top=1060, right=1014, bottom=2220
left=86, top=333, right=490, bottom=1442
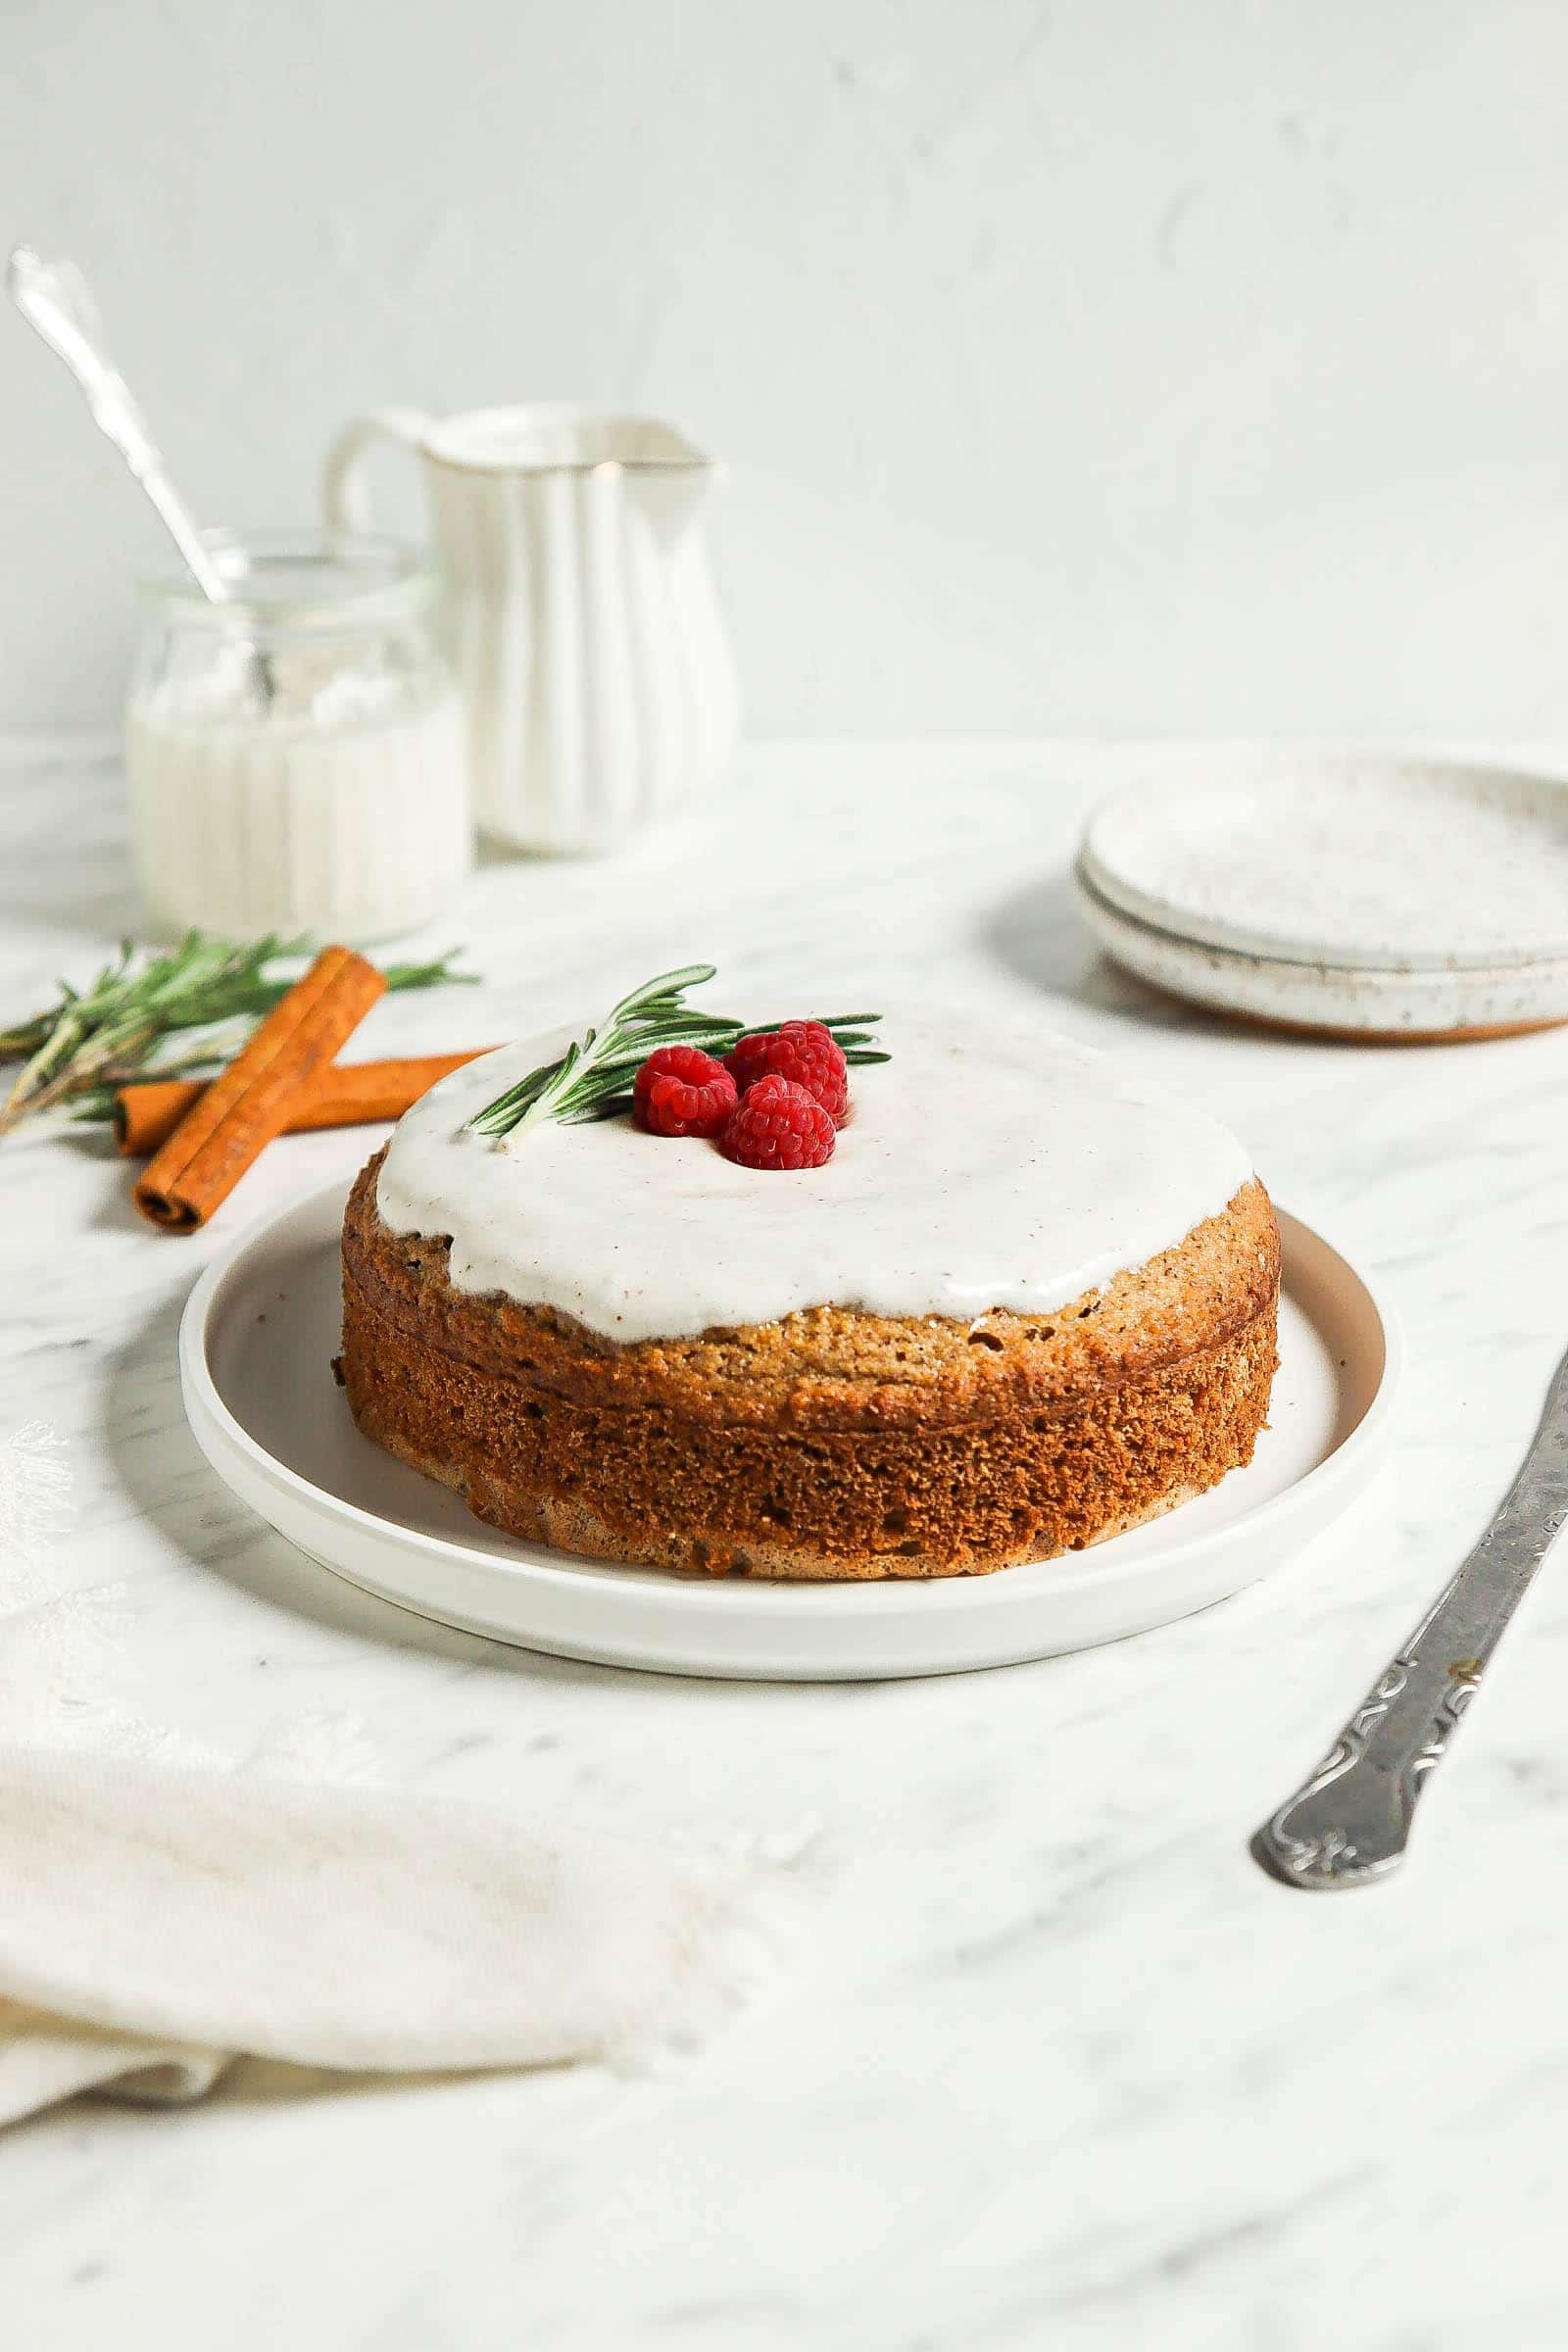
left=339, top=1152, right=1281, bottom=1581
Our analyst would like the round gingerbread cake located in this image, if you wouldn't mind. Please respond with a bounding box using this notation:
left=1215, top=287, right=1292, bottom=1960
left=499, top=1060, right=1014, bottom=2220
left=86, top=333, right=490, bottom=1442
left=338, top=1020, right=1280, bottom=1581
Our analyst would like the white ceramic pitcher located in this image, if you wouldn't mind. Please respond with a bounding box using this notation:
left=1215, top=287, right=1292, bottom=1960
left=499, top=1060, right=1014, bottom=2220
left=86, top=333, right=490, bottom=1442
left=322, top=406, right=739, bottom=854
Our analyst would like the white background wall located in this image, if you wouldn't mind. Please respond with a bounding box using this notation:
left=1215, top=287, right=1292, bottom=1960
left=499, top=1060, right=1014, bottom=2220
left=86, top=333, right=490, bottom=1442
left=4, top=0, right=1567, bottom=738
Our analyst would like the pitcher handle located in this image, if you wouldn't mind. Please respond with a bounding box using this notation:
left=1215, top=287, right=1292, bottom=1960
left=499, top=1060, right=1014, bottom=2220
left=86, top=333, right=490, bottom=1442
left=322, top=407, right=433, bottom=534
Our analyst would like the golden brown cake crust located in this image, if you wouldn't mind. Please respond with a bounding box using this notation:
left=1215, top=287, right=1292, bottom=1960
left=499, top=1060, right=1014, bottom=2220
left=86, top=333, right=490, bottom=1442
left=338, top=1152, right=1281, bottom=1581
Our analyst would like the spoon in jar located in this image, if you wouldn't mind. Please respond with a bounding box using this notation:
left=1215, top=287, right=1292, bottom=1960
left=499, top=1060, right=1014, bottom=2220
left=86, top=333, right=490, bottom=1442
left=6, top=243, right=275, bottom=705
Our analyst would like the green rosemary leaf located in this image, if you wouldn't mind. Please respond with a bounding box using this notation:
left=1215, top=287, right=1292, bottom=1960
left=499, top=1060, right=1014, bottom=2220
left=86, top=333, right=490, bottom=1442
left=381, top=958, right=479, bottom=996
left=563, top=1090, right=634, bottom=1124
left=611, top=964, right=717, bottom=1020
left=733, top=1011, right=882, bottom=1042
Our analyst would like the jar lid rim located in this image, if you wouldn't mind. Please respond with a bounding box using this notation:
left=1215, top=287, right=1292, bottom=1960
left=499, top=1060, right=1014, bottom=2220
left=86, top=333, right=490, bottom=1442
left=136, top=529, right=436, bottom=626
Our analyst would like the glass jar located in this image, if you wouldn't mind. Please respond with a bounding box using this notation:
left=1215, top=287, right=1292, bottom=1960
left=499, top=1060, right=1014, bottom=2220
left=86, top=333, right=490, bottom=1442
left=125, top=530, right=470, bottom=945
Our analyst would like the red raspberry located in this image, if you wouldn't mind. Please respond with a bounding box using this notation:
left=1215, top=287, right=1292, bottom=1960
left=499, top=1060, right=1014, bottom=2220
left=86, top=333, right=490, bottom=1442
left=725, top=1020, right=849, bottom=1124
left=721, top=1073, right=836, bottom=1170
left=633, top=1046, right=737, bottom=1138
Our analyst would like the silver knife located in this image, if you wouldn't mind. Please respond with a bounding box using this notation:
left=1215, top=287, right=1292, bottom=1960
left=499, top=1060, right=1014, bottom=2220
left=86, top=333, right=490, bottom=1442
left=1254, top=1339, right=1568, bottom=1889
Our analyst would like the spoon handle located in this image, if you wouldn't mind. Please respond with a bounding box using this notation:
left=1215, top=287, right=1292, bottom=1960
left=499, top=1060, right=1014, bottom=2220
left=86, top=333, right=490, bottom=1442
left=1255, top=1340, right=1568, bottom=1888
left=7, top=245, right=228, bottom=602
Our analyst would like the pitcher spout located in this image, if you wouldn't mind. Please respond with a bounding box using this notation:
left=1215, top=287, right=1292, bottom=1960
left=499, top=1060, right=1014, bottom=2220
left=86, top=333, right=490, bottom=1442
left=619, top=454, right=725, bottom=546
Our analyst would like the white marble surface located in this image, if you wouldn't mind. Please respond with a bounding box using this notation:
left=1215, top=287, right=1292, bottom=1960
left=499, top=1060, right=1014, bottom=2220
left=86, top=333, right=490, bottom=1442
left=5, top=737, right=1568, bottom=2350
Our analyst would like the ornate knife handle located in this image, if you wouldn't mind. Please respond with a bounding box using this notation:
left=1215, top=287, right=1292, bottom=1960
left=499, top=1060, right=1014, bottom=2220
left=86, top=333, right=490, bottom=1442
left=1255, top=1345, right=1568, bottom=1890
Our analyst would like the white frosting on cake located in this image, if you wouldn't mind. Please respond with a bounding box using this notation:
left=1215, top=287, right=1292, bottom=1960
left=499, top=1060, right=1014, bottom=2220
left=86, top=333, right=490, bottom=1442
left=372, top=1022, right=1253, bottom=1343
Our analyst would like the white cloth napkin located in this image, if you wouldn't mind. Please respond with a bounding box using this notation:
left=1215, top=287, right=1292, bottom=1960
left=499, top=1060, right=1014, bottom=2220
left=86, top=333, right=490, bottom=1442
left=0, top=1744, right=766, bottom=2127
left=0, top=1427, right=777, bottom=2128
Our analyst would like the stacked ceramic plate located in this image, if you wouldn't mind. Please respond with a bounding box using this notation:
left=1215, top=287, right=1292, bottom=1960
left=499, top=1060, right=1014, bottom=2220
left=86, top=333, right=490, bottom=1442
left=1074, top=756, right=1568, bottom=1039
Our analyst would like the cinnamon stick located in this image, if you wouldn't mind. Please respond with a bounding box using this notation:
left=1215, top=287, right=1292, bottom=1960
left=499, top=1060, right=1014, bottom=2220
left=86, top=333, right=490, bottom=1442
left=115, top=1052, right=491, bottom=1158
left=133, top=947, right=387, bottom=1231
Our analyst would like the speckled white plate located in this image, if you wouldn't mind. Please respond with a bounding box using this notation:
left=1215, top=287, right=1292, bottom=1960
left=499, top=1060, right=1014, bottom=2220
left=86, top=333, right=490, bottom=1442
left=178, top=1178, right=1398, bottom=1682
left=1075, top=862, right=1568, bottom=1039
left=1081, top=757, right=1568, bottom=972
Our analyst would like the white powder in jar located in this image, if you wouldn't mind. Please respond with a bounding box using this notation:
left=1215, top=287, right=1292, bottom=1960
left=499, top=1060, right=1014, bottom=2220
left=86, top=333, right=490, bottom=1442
left=125, top=619, right=470, bottom=944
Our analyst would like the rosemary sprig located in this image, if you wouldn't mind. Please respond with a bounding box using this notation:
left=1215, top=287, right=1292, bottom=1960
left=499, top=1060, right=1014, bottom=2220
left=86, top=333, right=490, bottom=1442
left=0, top=932, right=474, bottom=1138
left=467, top=963, right=888, bottom=1142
